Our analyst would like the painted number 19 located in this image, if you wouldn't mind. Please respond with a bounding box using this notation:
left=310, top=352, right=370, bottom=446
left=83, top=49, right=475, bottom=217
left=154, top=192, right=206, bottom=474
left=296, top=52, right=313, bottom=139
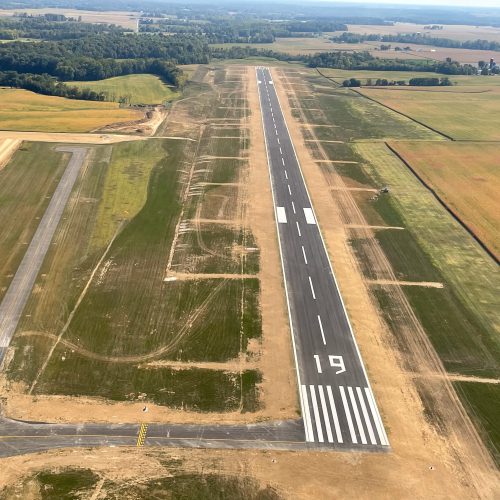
left=313, top=354, right=346, bottom=375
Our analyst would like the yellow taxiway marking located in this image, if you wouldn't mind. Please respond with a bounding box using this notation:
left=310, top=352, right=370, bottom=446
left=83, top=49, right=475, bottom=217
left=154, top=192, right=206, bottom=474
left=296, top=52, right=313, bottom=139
left=136, top=423, right=148, bottom=447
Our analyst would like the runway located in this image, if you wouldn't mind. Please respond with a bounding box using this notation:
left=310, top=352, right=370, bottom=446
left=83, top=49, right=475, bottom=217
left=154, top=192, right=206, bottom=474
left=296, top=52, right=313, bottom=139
left=0, top=147, right=88, bottom=364
left=256, top=67, right=389, bottom=450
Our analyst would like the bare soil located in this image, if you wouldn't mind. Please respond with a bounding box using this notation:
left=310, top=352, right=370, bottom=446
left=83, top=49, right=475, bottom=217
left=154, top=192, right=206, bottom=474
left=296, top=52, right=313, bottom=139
left=97, top=106, right=168, bottom=136
left=0, top=138, right=21, bottom=170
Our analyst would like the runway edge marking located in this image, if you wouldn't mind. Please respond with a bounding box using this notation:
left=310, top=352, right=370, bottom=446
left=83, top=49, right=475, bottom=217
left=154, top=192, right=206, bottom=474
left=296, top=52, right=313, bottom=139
left=267, top=66, right=390, bottom=448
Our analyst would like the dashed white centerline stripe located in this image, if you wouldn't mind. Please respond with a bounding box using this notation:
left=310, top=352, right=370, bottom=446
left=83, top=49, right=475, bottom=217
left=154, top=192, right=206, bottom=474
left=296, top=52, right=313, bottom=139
left=279, top=147, right=282, bottom=154
left=284, top=170, right=288, bottom=179
left=308, top=276, right=316, bottom=299
left=301, top=385, right=314, bottom=442
left=317, top=315, right=326, bottom=345
left=318, top=385, right=334, bottom=443
left=277, top=138, right=280, bottom=144
left=309, top=386, right=324, bottom=443
left=287, top=185, right=292, bottom=195
left=281, top=157, right=285, bottom=166
left=314, top=355, right=322, bottom=374
left=348, top=386, right=367, bottom=445
left=326, top=386, right=343, bottom=443
left=339, top=386, right=357, bottom=444
left=296, top=221, right=301, bottom=236
left=291, top=201, right=296, bottom=214
left=301, top=246, right=308, bottom=264
left=357, top=387, right=377, bottom=445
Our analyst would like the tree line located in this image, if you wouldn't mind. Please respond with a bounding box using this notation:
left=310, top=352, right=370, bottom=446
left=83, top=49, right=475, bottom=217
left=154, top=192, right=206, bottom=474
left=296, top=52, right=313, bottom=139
left=342, top=76, right=452, bottom=87
left=331, top=32, right=500, bottom=52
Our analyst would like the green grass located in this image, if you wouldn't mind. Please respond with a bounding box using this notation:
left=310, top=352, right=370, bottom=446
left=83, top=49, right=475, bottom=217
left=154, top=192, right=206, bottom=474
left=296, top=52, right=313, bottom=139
left=0, top=468, right=100, bottom=500
left=70, top=74, right=180, bottom=105
left=0, top=143, right=67, bottom=303
left=454, top=382, right=500, bottom=466
left=103, top=474, right=281, bottom=499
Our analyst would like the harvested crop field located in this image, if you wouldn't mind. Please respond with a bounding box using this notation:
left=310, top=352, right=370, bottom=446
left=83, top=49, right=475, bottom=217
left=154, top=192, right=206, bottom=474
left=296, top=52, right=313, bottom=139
left=389, top=141, right=500, bottom=260
left=0, top=88, right=142, bottom=133
left=70, top=74, right=180, bottom=105
left=358, top=85, right=500, bottom=140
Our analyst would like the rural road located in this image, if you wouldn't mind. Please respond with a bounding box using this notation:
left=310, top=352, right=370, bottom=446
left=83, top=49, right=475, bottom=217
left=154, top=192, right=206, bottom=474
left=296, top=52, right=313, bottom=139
left=256, top=67, right=389, bottom=450
left=0, top=147, right=88, bottom=364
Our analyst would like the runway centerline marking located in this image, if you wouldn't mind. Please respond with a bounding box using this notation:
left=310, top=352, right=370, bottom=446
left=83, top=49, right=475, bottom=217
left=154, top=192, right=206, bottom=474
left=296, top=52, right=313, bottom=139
left=285, top=170, right=288, bottom=179
left=301, top=246, right=308, bottom=264
left=317, top=315, right=326, bottom=345
left=281, top=157, right=285, bottom=166
left=308, top=277, right=316, bottom=300
left=291, top=201, right=296, bottom=214
left=296, top=221, right=301, bottom=237
left=287, top=185, right=292, bottom=195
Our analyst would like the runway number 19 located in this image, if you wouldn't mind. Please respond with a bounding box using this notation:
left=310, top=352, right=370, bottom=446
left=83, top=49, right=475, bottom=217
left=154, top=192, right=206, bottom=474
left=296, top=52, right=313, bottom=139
left=313, top=354, right=346, bottom=375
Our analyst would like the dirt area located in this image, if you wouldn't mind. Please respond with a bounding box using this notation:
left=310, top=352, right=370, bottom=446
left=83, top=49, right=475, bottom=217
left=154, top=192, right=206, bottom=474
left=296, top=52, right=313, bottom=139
left=0, top=138, right=20, bottom=170
left=0, top=131, right=147, bottom=144
left=97, top=106, right=168, bottom=136
left=271, top=67, right=498, bottom=497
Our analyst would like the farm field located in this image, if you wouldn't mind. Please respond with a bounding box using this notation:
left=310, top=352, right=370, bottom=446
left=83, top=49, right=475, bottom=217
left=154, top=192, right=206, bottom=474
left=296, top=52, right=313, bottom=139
left=274, top=65, right=500, bottom=466
left=0, top=65, right=300, bottom=423
left=70, top=74, right=180, bottom=105
left=389, top=141, right=500, bottom=260
left=343, top=23, right=500, bottom=43
left=0, top=8, right=140, bottom=30
left=0, top=88, right=142, bottom=133
left=358, top=85, right=500, bottom=140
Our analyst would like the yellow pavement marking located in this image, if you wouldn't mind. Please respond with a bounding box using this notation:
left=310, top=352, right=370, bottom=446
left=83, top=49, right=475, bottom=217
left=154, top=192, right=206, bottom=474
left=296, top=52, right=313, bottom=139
left=136, top=423, right=148, bottom=447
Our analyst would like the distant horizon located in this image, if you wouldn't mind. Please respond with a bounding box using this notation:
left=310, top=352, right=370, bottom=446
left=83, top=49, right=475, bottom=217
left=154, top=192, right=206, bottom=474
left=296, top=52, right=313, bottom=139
left=308, top=0, right=500, bottom=8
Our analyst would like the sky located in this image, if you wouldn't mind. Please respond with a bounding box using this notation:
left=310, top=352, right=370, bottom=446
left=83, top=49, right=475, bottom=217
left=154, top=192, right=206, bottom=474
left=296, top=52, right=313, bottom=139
left=326, top=0, right=500, bottom=7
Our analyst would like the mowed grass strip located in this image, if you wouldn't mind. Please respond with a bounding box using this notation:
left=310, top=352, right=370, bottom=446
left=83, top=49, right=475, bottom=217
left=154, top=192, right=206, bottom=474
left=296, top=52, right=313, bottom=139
left=354, top=143, right=499, bottom=376
left=0, top=142, right=67, bottom=302
left=389, top=141, right=500, bottom=260
left=0, top=88, right=142, bottom=132
left=358, top=85, right=500, bottom=140
left=70, top=74, right=180, bottom=105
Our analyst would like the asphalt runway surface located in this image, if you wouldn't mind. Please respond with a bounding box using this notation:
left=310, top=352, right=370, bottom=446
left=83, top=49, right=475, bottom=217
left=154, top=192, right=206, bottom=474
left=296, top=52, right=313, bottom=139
left=256, top=67, right=388, bottom=450
left=0, top=147, right=88, bottom=364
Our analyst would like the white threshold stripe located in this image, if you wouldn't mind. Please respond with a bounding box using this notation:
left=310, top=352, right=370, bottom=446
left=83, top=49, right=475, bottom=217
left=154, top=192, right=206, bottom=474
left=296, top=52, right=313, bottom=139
left=365, top=388, right=389, bottom=446
left=287, top=185, right=292, bottom=196
left=326, top=386, right=343, bottom=443
left=318, top=386, right=334, bottom=443
left=301, top=385, right=314, bottom=442
left=357, top=387, right=377, bottom=445
left=309, top=385, right=324, bottom=443
left=348, top=386, right=367, bottom=445
left=296, top=221, right=301, bottom=236
left=291, top=201, right=296, bottom=214
left=303, top=207, right=316, bottom=225
left=301, top=246, right=308, bottom=264
left=317, top=315, right=326, bottom=345
left=314, top=354, right=322, bottom=373
left=339, top=386, right=357, bottom=443
left=308, top=276, right=316, bottom=299
left=276, top=206, right=287, bottom=224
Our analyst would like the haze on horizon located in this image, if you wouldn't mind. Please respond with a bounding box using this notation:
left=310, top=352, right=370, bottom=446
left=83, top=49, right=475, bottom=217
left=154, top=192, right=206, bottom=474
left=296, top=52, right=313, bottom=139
left=312, top=0, right=500, bottom=8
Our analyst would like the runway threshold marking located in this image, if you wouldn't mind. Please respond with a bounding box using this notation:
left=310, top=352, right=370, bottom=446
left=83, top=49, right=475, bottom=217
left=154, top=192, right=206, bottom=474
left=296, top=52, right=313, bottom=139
left=136, top=423, right=148, bottom=447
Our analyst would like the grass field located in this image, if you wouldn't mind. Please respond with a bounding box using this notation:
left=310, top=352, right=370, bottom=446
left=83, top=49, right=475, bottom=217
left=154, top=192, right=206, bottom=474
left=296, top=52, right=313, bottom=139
left=0, top=143, right=67, bottom=303
left=454, top=382, right=500, bottom=465
left=390, top=141, right=500, bottom=260
left=0, top=88, right=142, bottom=132
left=4, top=67, right=264, bottom=414
left=0, top=8, right=140, bottom=29
left=70, top=74, right=180, bottom=105
left=1, top=467, right=282, bottom=499
left=358, top=85, right=500, bottom=140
